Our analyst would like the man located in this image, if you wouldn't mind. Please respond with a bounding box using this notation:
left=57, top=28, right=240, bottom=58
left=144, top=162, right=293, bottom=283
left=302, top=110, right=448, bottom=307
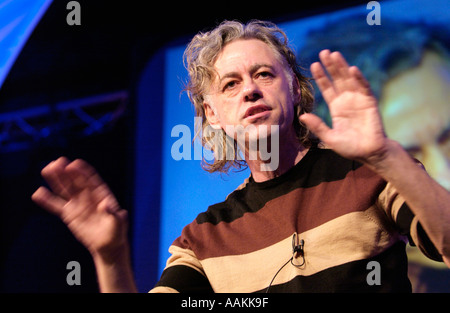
left=31, top=20, right=450, bottom=292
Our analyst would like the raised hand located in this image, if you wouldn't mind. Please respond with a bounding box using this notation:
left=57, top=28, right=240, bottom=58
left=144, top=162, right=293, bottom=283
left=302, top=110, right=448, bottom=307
left=32, top=157, right=129, bottom=259
left=300, top=49, right=388, bottom=163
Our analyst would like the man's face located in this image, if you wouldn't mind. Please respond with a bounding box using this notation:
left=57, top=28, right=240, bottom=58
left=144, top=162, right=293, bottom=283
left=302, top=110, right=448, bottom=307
left=203, top=39, right=299, bottom=143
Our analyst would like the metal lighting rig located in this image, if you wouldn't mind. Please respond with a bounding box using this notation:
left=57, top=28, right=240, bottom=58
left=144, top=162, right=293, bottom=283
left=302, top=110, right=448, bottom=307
left=0, top=90, right=128, bottom=153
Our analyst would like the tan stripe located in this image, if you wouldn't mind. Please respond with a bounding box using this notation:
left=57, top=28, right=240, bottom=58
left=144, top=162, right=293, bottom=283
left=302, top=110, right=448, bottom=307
left=174, top=165, right=386, bottom=260
left=200, top=208, right=406, bottom=292
left=379, top=159, right=425, bottom=222
left=201, top=235, right=293, bottom=292
left=384, top=162, right=440, bottom=260
left=164, top=245, right=206, bottom=276
left=378, top=180, right=405, bottom=222
left=149, top=286, right=179, bottom=293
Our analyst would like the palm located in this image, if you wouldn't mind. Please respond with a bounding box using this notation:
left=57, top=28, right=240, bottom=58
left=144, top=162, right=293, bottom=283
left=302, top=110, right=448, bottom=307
left=63, top=191, right=127, bottom=254
left=300, top=50, right=387, bottom=161
left=32, top=158, right=128, bottom=256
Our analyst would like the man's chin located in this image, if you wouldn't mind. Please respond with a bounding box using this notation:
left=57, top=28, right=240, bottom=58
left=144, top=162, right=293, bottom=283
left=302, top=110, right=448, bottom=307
left=225, top=124, right=278, bottom=141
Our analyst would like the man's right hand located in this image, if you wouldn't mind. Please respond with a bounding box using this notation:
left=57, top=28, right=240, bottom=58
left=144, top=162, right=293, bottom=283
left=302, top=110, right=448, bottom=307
left=32, top=157, right=129, bottom=260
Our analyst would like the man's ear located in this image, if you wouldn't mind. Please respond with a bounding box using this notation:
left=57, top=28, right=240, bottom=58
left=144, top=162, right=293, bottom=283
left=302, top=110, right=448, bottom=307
left=204, top=102, right=222, bottom=130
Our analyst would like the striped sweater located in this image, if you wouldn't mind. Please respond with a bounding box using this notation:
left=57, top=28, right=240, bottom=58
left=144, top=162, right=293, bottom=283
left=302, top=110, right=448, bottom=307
left=151, top=147, right=441, bottom=293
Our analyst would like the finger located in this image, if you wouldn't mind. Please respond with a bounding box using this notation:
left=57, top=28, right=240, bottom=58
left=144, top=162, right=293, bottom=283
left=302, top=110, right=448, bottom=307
left=320, top=50, right=350, bottom=93
left=31, top=186, right=68, bottom=217
left=98, top=195, right=121, bottom=215
left=66, top=159, right=103, bottom=188
left=65, top=159, right=114, bottom=203
left=299, top=113, right=332, bottom=143
left=318, top=50, right=340, bottom=81
left=41, top=157, right=72, bottom=199
left=349, top=66, right=373, bottom=96
left=331, top=51, right=351, bottom=80
left=310, top=61, right=336, bottom=104
left=115, top=209, right=128, bottom=224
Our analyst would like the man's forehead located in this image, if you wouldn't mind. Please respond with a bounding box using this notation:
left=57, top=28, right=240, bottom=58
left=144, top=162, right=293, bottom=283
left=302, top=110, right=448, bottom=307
left=214, top=39, right=278, bottom=71
left=213, top=39, right=283, bottom=77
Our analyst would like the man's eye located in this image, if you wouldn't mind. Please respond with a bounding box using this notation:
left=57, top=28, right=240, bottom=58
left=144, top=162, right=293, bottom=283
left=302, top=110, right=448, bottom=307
left=223, top=81, right=237, bottom=91
left=257, top=71, right=273, bottom=79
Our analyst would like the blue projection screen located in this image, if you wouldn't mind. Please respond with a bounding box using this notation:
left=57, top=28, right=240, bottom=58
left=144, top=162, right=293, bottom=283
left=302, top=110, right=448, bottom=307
left=135, top=0, right=450, bottom=292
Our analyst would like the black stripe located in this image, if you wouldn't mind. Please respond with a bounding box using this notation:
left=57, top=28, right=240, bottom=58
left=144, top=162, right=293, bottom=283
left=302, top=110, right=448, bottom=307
left=396, top=202, right=416, bottom=245
left=196, top=147, right=365, bottom=225
left=155, top=265, right=214, bottom=293
left=416, top=222, right=443, bottom=262
left=396, top=203, right=442, bottom=262
left=396, top=202, right=415, bottom=236
left=258, top=241, right=411, bottom=293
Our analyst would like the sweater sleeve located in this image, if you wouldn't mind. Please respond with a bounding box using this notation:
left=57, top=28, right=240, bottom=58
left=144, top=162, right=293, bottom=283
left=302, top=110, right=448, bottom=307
left=150, top=237, right=214, bottom=293
left=377, top=178, right=443, bottom=262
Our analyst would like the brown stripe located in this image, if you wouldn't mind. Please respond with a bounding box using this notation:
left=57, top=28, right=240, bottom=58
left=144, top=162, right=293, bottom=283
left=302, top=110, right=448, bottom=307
left=199, top=209, right=405, bottom=292
left=173, top=165, right=386, bottom=260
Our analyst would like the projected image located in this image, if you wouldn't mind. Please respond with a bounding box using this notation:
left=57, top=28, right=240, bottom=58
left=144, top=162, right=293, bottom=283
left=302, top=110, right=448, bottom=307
left=298, top=15, right=450, bottom=292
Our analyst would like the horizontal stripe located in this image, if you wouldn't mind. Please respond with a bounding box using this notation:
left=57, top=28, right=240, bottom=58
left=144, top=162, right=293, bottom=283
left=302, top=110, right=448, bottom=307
left=155, top=265, right=214, bottom=293
left=396, top=202, right=415, bottom=236
left=199, top=209, right=406, bottom=292
left=158, top=149, right=439, bottom=293
left=410, top=218, right=443, bottom=262
left=196, top=148, right=366, bottom=226
left=259, top=241, right=411, bottom=293
left=149, top=286, right=178, bottom=293
left=173, top=167, right=388, bottom=260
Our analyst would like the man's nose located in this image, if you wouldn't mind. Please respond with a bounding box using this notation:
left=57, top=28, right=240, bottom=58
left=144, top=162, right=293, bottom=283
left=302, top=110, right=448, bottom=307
left=243, top=80, right=262, bottom=102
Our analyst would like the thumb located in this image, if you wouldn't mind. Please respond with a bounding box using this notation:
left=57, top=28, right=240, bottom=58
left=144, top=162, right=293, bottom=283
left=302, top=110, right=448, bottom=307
left=299, top=113, right=331, bottom=142
left=98, top=196, right=128, bottom=227
left=98, top=195, right=121, bottom=215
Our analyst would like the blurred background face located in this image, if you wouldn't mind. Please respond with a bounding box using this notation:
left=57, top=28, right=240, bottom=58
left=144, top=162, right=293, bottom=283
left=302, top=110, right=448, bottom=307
left=380, top=50, right=450, bottom=190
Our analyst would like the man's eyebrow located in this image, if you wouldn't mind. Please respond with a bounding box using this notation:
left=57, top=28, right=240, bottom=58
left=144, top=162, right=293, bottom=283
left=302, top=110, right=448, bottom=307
left=218, top=63, right=275, bottom=83
left=219, top=71, right=240, bottom=83
left=249, top=63, right=275, bottom=74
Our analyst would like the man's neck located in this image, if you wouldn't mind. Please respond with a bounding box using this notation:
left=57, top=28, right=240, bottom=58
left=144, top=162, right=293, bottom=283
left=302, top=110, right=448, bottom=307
left=246, top=132, right=309, bottom=183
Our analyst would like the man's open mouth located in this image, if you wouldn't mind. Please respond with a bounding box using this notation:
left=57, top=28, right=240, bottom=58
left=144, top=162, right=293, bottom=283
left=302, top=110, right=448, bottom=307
left=244, top=105, right=272, bottom=119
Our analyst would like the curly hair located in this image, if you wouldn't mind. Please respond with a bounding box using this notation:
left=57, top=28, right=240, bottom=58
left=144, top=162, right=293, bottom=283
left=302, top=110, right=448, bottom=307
left=183, top=20, right=316, bottom=173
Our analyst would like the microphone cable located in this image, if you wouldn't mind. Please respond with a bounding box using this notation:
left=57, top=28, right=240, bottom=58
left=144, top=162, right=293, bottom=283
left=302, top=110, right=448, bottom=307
left=265, top=234, right=305, bottom=293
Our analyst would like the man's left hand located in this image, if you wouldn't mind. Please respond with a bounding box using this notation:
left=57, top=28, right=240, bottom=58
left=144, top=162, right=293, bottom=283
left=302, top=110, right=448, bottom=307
left=300, top=49, right=388, bottom=164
